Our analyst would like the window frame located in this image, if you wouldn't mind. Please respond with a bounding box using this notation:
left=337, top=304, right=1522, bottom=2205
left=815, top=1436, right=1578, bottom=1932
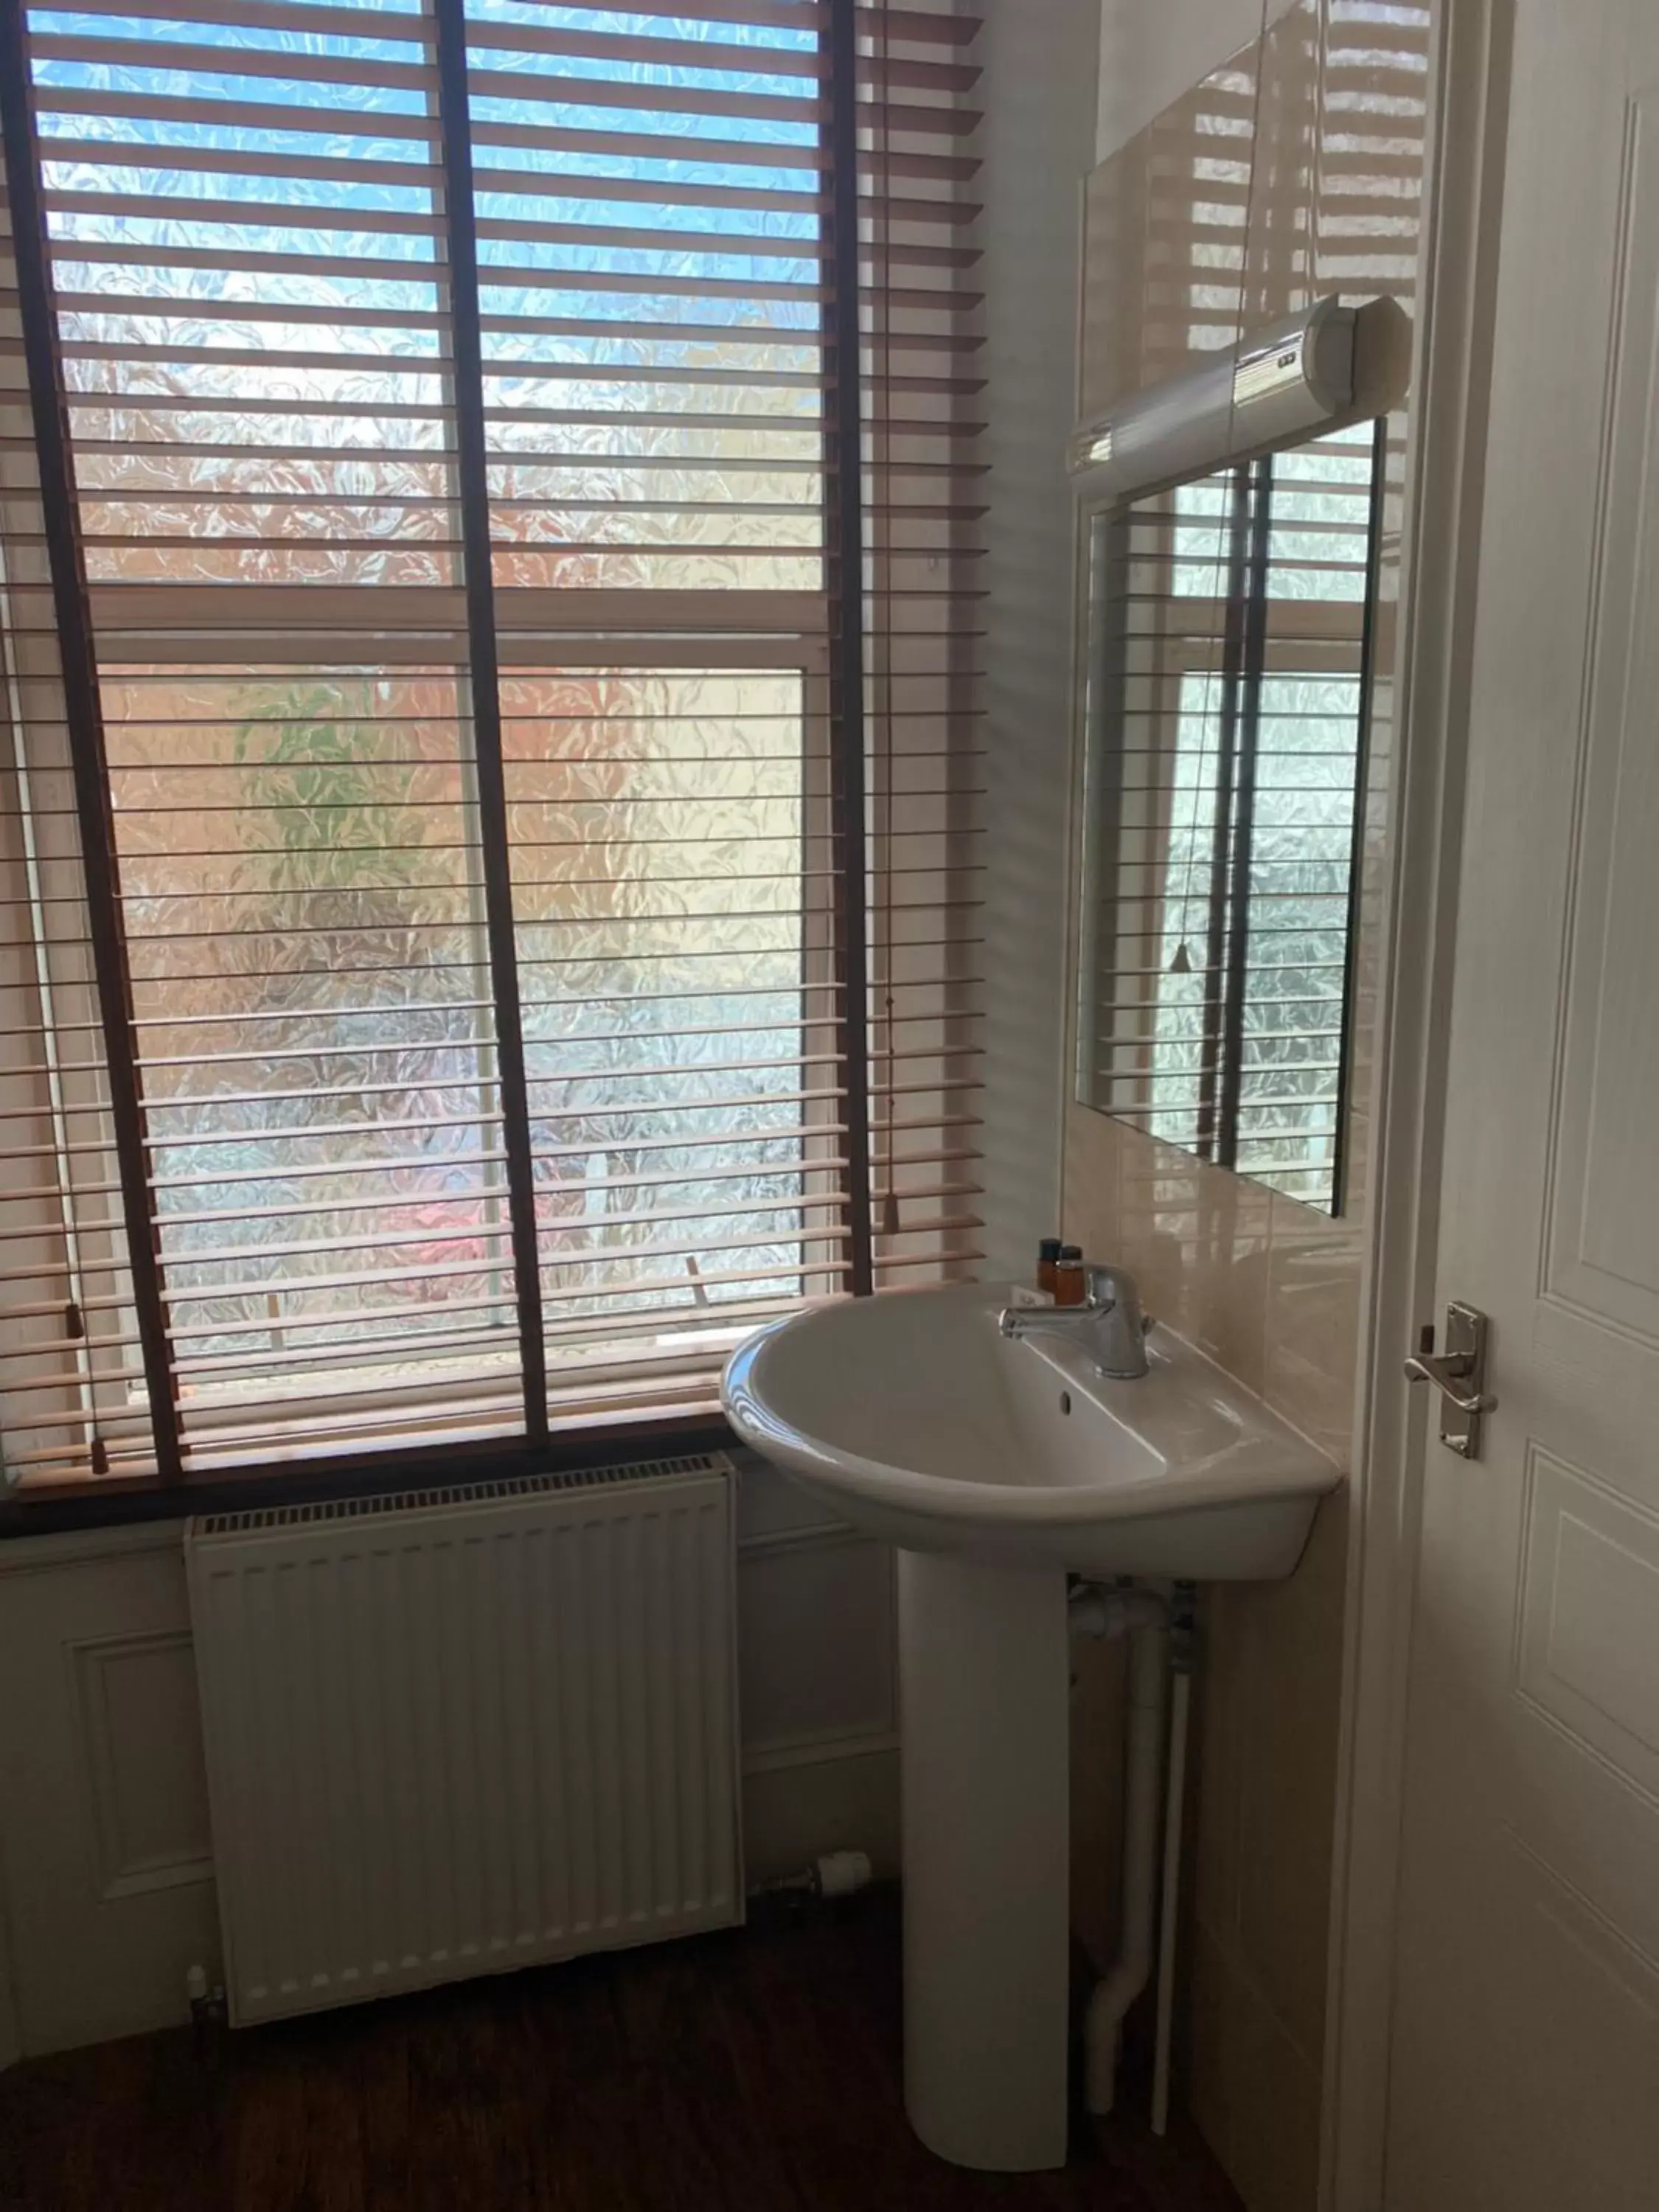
left=0, top=0, right=984, bottom=1508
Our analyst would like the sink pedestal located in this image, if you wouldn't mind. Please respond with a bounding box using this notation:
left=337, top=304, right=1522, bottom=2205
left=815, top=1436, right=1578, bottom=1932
left=897, top=1551, right=1071, bottom=2170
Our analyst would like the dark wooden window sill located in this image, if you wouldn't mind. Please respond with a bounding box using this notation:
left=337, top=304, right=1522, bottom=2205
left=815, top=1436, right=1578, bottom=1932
left=0, top=1412, right=740, bottom=1541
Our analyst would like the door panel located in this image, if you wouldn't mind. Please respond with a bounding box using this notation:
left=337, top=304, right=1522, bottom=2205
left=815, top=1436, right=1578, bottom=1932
left=1517, top=1449, right=1659, bottom=1800
left=1391, top=1820, right=1658, bottom=2210
left=1385, top=4, right=1659, bottom=2205
left=1546, top=83, right=1659, bottom=1338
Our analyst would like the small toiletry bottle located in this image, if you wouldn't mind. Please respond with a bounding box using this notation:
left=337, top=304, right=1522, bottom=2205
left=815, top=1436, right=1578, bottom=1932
left=1037, top=1237, right=1062, bottom=1296
left=1054, top=1244, right=1085, bottom=1307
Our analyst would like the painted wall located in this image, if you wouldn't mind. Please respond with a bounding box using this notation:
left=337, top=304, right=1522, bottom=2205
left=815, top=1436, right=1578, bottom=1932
left=1075, top=5, right=1428, bottom=2208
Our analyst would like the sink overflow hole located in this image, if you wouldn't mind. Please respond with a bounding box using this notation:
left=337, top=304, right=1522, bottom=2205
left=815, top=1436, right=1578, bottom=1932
left=1059, top=1391, right=1072, bottom=1416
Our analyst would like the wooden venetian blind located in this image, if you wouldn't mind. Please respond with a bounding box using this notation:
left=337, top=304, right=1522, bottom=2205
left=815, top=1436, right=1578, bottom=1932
left=0, top=0, right=984, bottom=1490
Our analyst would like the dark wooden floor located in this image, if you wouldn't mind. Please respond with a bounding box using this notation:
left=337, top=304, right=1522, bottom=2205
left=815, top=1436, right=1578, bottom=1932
left=0, top=1893, right=1242, bottom=2212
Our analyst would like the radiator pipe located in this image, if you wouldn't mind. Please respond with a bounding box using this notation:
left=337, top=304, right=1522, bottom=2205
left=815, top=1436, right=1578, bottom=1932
left=1152, top=1584, right=1197, bottom=2135
left=1070, top=1582, right=1171, bottom=2118
left=1151, top=1667, right=1192, bottom=2133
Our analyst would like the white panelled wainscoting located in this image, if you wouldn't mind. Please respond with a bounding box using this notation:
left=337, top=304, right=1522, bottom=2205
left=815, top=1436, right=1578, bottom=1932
left=0, top=1450, right=898, bottom=2060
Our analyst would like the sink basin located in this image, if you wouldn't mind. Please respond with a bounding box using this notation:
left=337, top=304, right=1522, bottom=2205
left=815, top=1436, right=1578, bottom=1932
left=721, top=1281, right=1337, bottom=1580
left=722, top=1283, right=1341, bottom=2176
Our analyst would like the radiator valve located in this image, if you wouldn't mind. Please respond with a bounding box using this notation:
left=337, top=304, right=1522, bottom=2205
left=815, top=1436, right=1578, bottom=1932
left=753, top=1848, right=874, bottom=1903
left=187, top=1963, right=227, bottom=2030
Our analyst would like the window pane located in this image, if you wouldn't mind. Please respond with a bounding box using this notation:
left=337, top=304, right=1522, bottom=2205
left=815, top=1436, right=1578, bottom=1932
left=100, top=664, right=518, bottom=1454
left=467, top=4, right=826, bottom=592
left=32, top=4, right=453, bottom=588
left=502, top=664, right=841, bottom=1388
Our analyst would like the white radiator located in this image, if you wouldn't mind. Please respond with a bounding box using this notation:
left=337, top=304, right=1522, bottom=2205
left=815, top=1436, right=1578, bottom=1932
left=184, top=1453, right=742, bottom=2027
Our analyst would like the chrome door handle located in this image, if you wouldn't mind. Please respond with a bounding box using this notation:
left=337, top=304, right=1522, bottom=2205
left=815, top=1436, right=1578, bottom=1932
left=1404, top=1301, right=1494, bottom=1459
left=1402, top=1349, right=1492, bottom=1416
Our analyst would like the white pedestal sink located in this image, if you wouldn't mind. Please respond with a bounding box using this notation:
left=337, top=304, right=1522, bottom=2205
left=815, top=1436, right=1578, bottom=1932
left=722, top=1282, right=1338, bottom=2172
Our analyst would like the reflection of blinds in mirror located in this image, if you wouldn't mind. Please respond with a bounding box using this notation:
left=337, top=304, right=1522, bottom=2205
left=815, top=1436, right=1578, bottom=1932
left=1078, top=3, right=1432, bottom=422
left=1084, top=422, right=1383, bottom=1213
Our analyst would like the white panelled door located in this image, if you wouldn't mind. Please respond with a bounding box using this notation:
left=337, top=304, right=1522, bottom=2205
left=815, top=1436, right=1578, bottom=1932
left=1384, top=4, right=1659, bottom=2205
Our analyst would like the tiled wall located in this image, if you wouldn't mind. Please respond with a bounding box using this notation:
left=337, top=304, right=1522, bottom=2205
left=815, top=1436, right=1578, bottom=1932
left=975, top=0, right=1105, bottom=1279
left=1071, top=6, right=1428, bottom=2207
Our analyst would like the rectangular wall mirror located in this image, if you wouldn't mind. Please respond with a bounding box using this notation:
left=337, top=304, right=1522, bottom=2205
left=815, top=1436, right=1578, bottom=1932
left=1074, top=416, right=1385, bottom=1214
